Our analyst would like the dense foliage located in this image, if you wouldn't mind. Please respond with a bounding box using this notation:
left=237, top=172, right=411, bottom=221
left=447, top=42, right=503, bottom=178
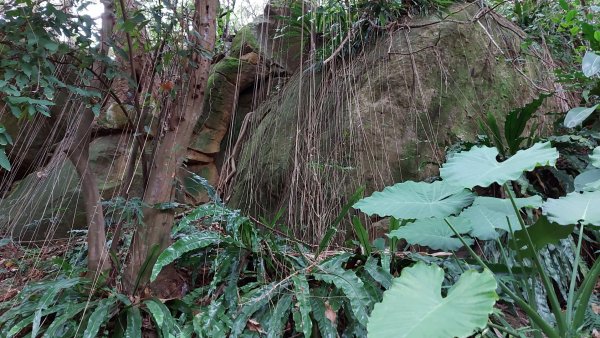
left=1, top=0, right=599, bottom=337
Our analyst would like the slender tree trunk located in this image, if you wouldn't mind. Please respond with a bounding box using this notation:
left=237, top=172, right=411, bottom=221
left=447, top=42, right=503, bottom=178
left=124, top=0, right=218, bottom=293
left=66, top=0, right=115, bottom=276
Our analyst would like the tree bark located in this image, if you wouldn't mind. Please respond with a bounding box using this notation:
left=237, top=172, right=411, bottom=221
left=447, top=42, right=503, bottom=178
left=124, top=0, right=218, bottom=293
left=65, top=0, right=115, bottom=277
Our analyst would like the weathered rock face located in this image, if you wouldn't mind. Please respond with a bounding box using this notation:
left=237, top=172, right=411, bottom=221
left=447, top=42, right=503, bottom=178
left=227, top=3, right=562, bottom=243
left=0, top=2, right=564, bottom=243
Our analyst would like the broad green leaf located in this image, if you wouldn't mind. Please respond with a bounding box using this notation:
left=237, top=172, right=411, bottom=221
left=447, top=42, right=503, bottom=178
left=440, top=142, right=558, bottom=188
left=151, top=232, right=221, bottom=281
left=564, top=104, right=599, bottom=128
left=582, top=50, right=600, bottom=77
left=125, top=307, right=142, bottom=338
left=543, top=190, right=600, bottom=226
left=367, top=262, right=498, bottom=338
left=455, top=196, right=542, bottom=240
left=510, top=216, right=574, bottom=257
left=83, top=297, right=116, bottom=338
left=292, top=275, right=312, bottom=337
left=353, top=181, right=474, bottom=219
left=590, top=147, right=600, bottom=168
left=574, top=169, right=600, bottom=191
left=313, top=254, right=370, bottom=324
left=388, top=217, right=473, bottom=251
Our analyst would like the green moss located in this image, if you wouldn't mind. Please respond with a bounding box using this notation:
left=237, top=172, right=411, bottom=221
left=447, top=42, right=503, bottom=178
left=230, top=26, right=260, bottom=56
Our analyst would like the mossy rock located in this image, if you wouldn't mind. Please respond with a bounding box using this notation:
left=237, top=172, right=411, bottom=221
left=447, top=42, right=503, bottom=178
left=229, top=3, right=560, bottom=243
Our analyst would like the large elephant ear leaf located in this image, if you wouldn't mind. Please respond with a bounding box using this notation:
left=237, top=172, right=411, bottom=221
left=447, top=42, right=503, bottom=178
left=353, top=181, right=474, bottom=219
left=440, top=142, right=558, bottom=189
left=542, top=190, right=600, bottom=226
left=388, top=216, right=473, bottom=251
left=367, top=262, right=498, bottom=338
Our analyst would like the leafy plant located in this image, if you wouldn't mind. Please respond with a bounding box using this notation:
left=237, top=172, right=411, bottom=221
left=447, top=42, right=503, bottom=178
left=368, top=262, right=498, bottom=338
left=356, top=141, right=600, bottom=337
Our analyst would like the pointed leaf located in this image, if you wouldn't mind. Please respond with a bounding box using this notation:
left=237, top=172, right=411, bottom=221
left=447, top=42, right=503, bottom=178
left=440, top=142, right=558, bottom=188
left=313, top=254, right=370, bottom=324
left=125, top=307, right=142, bottom=338
left=266, top=295, right=292, bottom=338
left=582, top=50, right=600, bottom=77
left=510, top=216, right=574, bottom=257
left=353, top=181, right=474, bottom=219
left=542, top=190, right=600, bottom=226
left=367, top=262, right=498, bottom=338
left=151, top=232, right=222, bottom=282
left=292, top=275, right=312, bottom=338
left=0, top=149, right=11, bottom=171
left=564, top=105, right=599, bottom=128
left=388, top=217, right=473, bottom=251
left=83, top=297, right=117, bottom=338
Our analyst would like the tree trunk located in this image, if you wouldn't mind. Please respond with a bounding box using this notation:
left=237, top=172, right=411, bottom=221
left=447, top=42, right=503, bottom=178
left=65, top=0, right=115, bottom=277
left=124, top=0, right=218, bottom=293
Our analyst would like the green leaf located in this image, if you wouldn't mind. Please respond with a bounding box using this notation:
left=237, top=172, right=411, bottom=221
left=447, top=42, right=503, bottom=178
left=456, top=196, right=542, bottom=240
left=125, top=307, right=142, bottom=338
left=353, top=181, right=474, bottom=219
left=310, top=296, right=337, bottom=338
left=510, top=216, right=574, bottom=257
left=193, top=300, right=231, bottom=337
left=83, top=297, right=117, bottom=338
left=230, top=282, right=281, bottom=337
left=313, top=254, right=370, bottom=324
left=590, top=147, right=600, bottom=168
left=266, top=295, right=293, bottom=338
left=151, top=232, right=221, bottom=281
left=574, top=169, right=600, bottom=191
left=582, top=50, right=600, bottom=77
left=292, top=275, right=312, bottom=338
left=564, top=105, right=599, bottom=128
left=388, top=216, right=473, bottom=251
left=351, top=216, right=371, bottom=256
left=542, top=190, right=600, bottom=226
left=440, top=142, right=558, bottom=188
left=504, top=94, right=548, bottom=154
left=0, top=148, right=11, bottom=171
left=367, top=262, right=498, bottom=338
left=43, top=302, right=89, bottom=337
left=364, top=256, right=393, bottom=289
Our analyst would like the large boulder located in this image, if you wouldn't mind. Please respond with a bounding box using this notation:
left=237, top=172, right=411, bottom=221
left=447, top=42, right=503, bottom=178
left=227, top=3, right=562, bottom=243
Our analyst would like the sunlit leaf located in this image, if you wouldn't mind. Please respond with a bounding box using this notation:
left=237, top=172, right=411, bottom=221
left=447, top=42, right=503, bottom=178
left=543, top=190, right=600, bottom=226
left=440, top=142, right=558, bottom=188
left=151, top=232, right=222, bottom=282
left=456, top=196, right=542, bottom=240
left=564, top=104, right=599, bottom=128
left=353, top=181, right=474, bottom=219
left=368, top=262, right=497, bottom=338
left=582, top=50, right=600, bottom=77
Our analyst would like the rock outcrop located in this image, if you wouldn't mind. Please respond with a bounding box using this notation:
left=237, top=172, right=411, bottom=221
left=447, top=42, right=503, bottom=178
left=227, top=2, right=563, bottom=243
